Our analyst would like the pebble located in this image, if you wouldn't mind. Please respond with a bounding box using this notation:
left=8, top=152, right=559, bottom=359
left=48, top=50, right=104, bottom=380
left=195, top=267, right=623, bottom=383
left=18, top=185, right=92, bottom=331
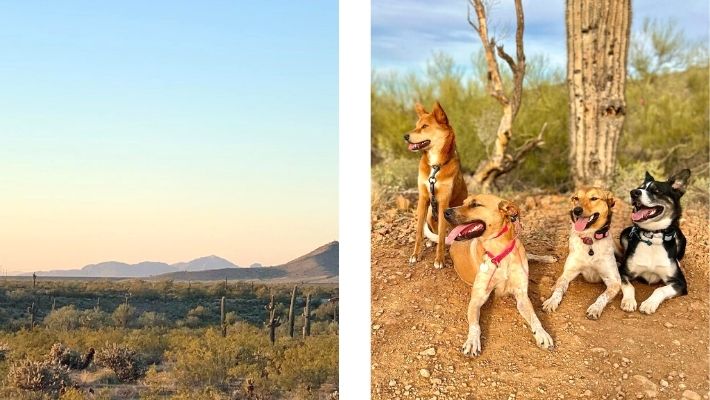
left=419, top=347, right=436, bottom=356
left=390, top=380, right=397, bottom=387
left=660, top=380, right=669, bottom=388
left=664, top=322, right=674, bottom=328
left=682, top=390, right=701, bottom=400
left=420, top=369, right=431, bottom=378
left=673, top=340, right=681, bottom=346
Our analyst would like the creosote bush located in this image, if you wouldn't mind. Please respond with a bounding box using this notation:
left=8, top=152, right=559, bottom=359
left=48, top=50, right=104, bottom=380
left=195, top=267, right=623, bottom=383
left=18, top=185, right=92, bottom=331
left=47, top=343, right=81, bottom=369
left=94, top=343, right=146, bottom=383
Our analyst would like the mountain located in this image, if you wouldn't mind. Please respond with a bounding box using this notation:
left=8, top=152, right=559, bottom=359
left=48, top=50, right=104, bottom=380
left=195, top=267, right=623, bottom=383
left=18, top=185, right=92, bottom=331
left=171, top=255, right=238, bottom=272
left=155, top=241, right=339, bottom=283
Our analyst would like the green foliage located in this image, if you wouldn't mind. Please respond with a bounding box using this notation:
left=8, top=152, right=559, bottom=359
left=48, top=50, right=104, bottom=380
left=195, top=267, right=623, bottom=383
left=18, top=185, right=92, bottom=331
left=111, top=304, right=135, bottom=328
left=43, top=306, right=81, bottom=330
left=46, top=343, right=81, bottom=369
left=94, top=343, right=146, bottom=383
left=273, top=335, right=338, bottom=391
left=7, top=359, right=72, bottom=393
left=137, top=311, right=169, bottom=328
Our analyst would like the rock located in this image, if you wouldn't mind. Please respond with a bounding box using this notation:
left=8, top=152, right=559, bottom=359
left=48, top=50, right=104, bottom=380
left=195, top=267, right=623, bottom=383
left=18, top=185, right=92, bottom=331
left=419, top=347, right=436, bottom=356
left=664, top=322, right=674, bottom=328
left=591, top=347, right=609, bottom=357
left=389, top=379, right=397, bottom=387
left=673, top=340, right=681, bottom=346
left=682, top=390, right=701, bottom=400
left=420, top=369, right=431, bottom=378
left=395, top=195, right=412, bottom=210
left=660, top=380, right=669, bottom=388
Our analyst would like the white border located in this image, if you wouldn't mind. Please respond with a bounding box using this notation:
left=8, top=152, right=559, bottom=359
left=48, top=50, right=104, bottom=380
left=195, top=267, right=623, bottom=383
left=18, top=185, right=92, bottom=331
left=339, top=0, right=371, bottom=396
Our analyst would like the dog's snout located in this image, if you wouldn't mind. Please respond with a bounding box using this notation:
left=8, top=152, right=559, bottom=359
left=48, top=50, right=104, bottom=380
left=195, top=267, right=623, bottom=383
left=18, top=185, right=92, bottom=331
left=444, top=208, right=455, bottom=221
left=572, top=206, right=583, bottom=216
left=403, top=134, right=410, bottom=142
left=630, top=189, right=641, bottom=199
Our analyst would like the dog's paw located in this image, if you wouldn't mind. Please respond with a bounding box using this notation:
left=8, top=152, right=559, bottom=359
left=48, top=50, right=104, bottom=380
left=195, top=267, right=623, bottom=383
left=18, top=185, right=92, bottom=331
left=408, top=255, right=419, bottom=265
left=639, top=298, right=660, bottom=315
left=433, top=260, right=444, bottom=269
left=586, top=303, right=604, bottom=320
left=534, top=329, right=554, bottom=350
left=461, top=336, right=481, bottom=357
left=542, top=297, right=559, bottom=313
left=620, top=297, right=637, bottom=312
left=425, top=240, right=434, bottom=248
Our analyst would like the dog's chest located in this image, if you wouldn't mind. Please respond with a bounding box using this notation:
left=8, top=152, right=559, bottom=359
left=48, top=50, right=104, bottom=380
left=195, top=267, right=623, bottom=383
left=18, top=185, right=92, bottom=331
left=568, top=234, right=614, bottom=265
left=627, top=239, right=675, bottom=283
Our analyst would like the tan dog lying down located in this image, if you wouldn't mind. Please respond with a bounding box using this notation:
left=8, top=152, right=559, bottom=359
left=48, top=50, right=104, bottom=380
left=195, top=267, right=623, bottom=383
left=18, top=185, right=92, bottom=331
left=444, top=194, right=554, bottom=356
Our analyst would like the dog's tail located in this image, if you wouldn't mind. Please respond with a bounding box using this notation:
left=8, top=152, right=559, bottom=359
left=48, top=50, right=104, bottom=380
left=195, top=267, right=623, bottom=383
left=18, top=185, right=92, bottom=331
left=423, top=221, right=440, bottom=243
left=526, top=253, right=558, bottom=264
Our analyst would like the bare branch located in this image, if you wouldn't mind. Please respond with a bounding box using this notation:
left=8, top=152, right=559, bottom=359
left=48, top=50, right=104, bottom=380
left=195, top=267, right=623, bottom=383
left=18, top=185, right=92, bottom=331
left=496, top=44, right=517, bottom=74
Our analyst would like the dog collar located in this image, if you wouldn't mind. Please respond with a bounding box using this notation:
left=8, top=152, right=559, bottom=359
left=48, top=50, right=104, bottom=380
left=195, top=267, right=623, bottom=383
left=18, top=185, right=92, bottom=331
left=631, top=225, right=676, bottom=246
left=578, top=225, right=610, bottom=255
left=484, top=235, right=517, bottom=266
left=428, top=165, right=441, bottom=222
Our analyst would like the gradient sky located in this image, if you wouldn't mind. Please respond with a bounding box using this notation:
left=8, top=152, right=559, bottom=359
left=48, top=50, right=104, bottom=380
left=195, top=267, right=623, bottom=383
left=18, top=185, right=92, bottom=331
left=0, top=1, right=338, bottom=272
left=373, top=0, right=709, bottom=73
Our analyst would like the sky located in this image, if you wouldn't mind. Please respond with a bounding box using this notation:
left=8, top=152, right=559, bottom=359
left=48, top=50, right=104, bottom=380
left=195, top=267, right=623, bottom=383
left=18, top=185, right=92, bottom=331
left=0, top=1, right=338, bottom=272
left=372, top=0, right=710, bottom=73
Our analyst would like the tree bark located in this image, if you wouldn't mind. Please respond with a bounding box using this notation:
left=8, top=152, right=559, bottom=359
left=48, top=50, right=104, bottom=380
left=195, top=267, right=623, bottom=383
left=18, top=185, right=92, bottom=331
left=567, top=0, right=630, bottom=187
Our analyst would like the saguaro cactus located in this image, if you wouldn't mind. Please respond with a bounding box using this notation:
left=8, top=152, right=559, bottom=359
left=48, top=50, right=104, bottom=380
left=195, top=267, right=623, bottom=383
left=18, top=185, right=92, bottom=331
left=220, top=296, right=227, bottom=337
left=95, top=298, right=101, bottom=311
left=264, top=294, right=281, bottom=345
left=224, top=276, right=228, bottom=293
left=287, top=285, right=298, bottom=338
left=302, top=294, right=311, bottom=337
left=27, top=302, right=36, bottom=330
left=32, top=273, right=37, bottom=289
left=51, top=298, right=56, bottom=312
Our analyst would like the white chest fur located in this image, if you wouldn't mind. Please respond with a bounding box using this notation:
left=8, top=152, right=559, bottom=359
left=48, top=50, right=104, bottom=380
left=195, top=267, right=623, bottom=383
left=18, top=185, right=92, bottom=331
left=568, top=232, right=615, bottom=265
left=627, top=238, right=675, bottom=284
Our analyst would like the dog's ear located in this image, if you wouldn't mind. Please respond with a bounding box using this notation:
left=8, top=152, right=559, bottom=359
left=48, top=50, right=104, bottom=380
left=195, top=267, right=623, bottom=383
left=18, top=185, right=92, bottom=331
left=669, top=169, right=691, bottom=193
left=604, top=190, right=615, bottom=208
left=431, top=101, right=449, bottom=126
left=498, top=200, right=520, bottom=222
left=644, top=171, right=655, bottom=183
left=414, top=102, right=427, bottom=117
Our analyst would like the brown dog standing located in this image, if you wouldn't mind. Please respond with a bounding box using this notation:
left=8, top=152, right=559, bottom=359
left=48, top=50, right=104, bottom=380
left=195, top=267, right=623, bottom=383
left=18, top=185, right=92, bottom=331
left=405, top=101, right=467, bottom=269
left=445, top=194, right=554, bottom=356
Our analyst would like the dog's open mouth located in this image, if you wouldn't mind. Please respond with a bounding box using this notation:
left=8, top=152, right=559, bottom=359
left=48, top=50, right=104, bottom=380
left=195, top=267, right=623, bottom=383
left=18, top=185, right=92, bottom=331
left=573, top=212, right=599, bottom=232
left=445, top=220, right=486, bottom=244
left=407, top=140, right=430, bottom=151
left=631, top=205, right=664, bottom=222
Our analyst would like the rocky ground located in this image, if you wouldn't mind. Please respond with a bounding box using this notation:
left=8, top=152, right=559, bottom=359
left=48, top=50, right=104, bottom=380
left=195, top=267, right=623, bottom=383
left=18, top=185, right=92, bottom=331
left=371, top=192, right=709, bottom=400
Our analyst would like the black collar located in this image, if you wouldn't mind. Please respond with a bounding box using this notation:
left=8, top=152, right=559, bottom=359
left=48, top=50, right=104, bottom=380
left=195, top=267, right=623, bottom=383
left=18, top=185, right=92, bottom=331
left=631, top=224, right=677, bottom=245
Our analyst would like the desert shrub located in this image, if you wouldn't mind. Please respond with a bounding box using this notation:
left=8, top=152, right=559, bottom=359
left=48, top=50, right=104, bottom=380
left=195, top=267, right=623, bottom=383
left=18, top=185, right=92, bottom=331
left=59, top=387, right=89, bottom=400
left=123, top=329, right=168, bottom=365
left=224, top=311, right=237, bottom=325
left=137, top=311, right=169, bottom=328
left=78, top=309, right=111, bottom=329
left=273, top=335, right=338, bottom=391
left=94, top=343, right=146, bottom=382
left=7, top=359, right=72, bottom=393
left=47, top=343, right=82, bottom=369
left=43, top=306, right=81, bottom=330
left=184, top=305, right=209, bottom=328
left=111, top=304, right=136, bottom=328
left=0, top=341, right=9, bottom=361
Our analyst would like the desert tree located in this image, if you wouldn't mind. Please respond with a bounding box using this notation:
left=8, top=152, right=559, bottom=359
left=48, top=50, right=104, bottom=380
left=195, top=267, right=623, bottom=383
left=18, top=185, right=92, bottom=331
left=467, top=0, right=546, bottom=192
left=566, top=0, right=631, bottom=187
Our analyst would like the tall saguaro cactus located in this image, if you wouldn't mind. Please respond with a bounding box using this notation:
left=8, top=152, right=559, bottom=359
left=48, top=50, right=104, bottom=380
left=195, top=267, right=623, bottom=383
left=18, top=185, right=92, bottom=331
left=27, top=302, right=36, bottom=331
left=302, top=294, right=311, bottom=338
left=287, top=285, right=298, bottom=338
left=566, top=0, right=631, bottom=187
left=220, top=296, right=227, bottom=337
left=264, top=294, right=281, bottom=345
left=32, top=273, right=37, bottom=289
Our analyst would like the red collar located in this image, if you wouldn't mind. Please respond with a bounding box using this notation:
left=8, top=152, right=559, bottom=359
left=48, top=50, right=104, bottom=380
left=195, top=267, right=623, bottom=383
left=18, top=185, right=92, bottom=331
left=484, top=224, right=517, bottom=266
left=580, top=227, right=610, bottom=245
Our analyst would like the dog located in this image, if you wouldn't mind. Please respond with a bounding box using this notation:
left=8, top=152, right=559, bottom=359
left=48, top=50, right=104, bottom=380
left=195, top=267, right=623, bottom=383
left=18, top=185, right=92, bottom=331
left=542, top=187, right=620, bottom=319
left=405, top=101, right=467, bottom=269
left=444, top=194, right=554, bottom=356
left=618, top=169, right=691, bottom=314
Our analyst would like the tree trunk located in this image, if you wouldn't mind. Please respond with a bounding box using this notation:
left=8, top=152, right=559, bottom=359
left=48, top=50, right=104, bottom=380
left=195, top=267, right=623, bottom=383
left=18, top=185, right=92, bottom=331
left=567, top=0, right=630, bottom=187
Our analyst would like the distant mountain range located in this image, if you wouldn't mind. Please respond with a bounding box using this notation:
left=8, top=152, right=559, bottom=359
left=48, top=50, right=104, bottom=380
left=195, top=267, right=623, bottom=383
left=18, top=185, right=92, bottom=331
left=25, top=242, right=338, bottom=283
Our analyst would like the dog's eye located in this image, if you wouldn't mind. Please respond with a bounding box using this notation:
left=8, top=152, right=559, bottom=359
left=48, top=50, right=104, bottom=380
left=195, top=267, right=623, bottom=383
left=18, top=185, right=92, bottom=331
left=469, top=202, right=479, bottom=208
left=590, top=197, right=598, bottom=201
left=572, top=196, right=579, bottom=201
left=421, top=124, right=429, bottom=129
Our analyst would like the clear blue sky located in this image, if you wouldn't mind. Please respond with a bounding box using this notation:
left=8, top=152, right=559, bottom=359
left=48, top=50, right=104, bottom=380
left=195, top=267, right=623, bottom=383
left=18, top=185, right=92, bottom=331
left=373, top=0, right=709, bottom=73
left=0, top=1, right=338, bottom=271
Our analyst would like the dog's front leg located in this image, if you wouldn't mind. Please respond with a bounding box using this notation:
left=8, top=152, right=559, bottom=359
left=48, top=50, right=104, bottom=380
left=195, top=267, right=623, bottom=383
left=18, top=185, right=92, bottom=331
left=586, top=268, right=621, bottom=320
left=461, top=275, right=493, bottom=356
left=542, top=258, right=580, bottom=312
left=514, top=289, right=554, bottom=350
left=639, top=283, right=681, bottom=314
left=620, top=277, right=637, bottom=312
left=433, top=192, right=451, bottom=269
left=409, top=186, right=429, bottom=265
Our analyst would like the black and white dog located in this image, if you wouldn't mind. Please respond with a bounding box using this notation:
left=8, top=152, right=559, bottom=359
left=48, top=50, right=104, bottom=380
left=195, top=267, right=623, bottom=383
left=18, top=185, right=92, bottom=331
left=619, top=169, right=691, bottom=314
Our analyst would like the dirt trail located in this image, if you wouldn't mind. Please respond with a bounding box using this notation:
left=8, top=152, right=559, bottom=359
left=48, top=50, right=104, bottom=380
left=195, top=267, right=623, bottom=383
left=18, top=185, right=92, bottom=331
left=371, top=194, right=709, bottom=400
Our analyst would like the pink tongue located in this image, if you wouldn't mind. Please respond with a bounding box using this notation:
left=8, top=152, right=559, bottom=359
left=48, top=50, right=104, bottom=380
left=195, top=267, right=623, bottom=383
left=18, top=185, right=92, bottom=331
left=574, top=217, right=590, bottom=232
left=632, top=208, right=653, bottom=221
left=446, top=224, right=470, bottom=245
left=408, top=143, right=417, bottom=151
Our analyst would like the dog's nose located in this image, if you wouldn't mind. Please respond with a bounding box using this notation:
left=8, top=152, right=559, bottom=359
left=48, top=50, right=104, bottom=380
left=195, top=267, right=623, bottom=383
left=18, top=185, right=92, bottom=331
left=573, top=206, right=583, bottom=216
left=444, top=208, right=454, bottom=220
left=630, top=189, right=641, bottom=199
left=403, top=134, right=410, bottom=142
